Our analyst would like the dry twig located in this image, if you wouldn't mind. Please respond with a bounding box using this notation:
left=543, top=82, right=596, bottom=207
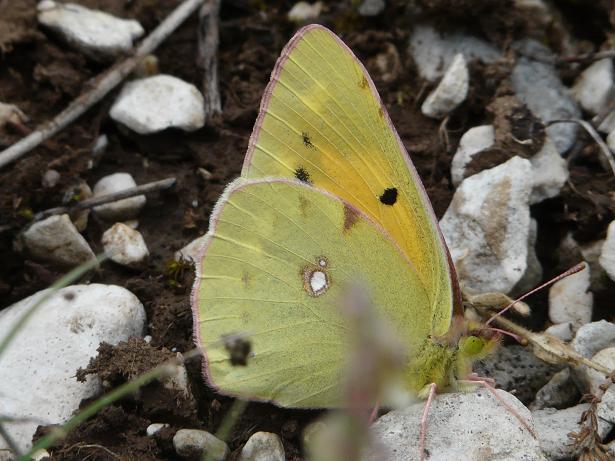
left=0, top=0, right=206, bottom=170
left=197, top=0, right=222, bottom=120
left=32, top=177, right=176, bottom=222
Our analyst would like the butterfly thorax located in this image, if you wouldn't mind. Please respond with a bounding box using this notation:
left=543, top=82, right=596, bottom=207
left=406, top=316, right=501, bottom=395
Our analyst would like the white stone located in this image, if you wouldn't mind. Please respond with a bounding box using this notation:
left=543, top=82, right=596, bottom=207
left=239, top=432, right=285, bottom=461
left=451, top=128, right=566, bottom=203
left=173, top=429, right=229, bottom=460
left=92, top=172, right=146, bottom=221
left=366, top=390, right=545, bottom=461
left=440, top=156, right=532, bottom=294
left=421, top=54, right=469, bottom=119
left=22, top=214, right=96, bottom=268
left=548, top=262, right=592, bottom=329
left=146, top=423, right=169, bottom=437
left=37, top=1, right=144, bottom=60
left=409, top=24, right=501, bottom=83
left=511, top=40, right=580, bottom=153
left=581, top=348, right=615, bottom=427
left=571, top=320, right=615, bottom=359
left=0, top=284, right=146, bottom=456
left=161, top=362, right=192, bottom=400
left=530, top=368, right=579, bottom=411
left=532, top=403, right=611, bottom=460
left=599, top=110, right=615, bottom=133
left=42, top=169, right=61, bottom=188
left=512, top=218, right=543, bottom=296
left=607, top=130, right=615, bottom=153
left=102, top=223, right=149, bottom=269
left=287, top=2, right=322, bottom=22
left=358, top=0, right=385, bottom=16
left=451, top=125, right=495, bottom=186
left=571, top=59, right=614, bottom=116
left=0, top=102, right=28, bottom=129
left=599, top=220, right=615, bottom=281
left=110, top=75, right=205, bottom=134
left=529, top=137, right=569, bottom=204
left=545, top=322, right=574, bottom=342
left=175, top=234, right=208, bottom=263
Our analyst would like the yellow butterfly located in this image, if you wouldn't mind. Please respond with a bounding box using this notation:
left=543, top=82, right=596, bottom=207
left=191, top=25, right=498, bottom=408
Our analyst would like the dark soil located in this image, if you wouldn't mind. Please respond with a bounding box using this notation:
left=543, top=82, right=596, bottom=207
left=1, top=0, right=615, bottom=460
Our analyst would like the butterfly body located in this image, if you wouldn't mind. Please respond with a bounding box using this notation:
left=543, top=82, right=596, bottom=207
left=192, top=25, right=497, bottom=408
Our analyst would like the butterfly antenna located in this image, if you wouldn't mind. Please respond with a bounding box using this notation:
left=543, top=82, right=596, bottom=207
left=485, top=262, right=586, bottom=326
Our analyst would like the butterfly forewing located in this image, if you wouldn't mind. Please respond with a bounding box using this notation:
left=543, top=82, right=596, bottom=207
left=242, top=25, right=457, bottom=336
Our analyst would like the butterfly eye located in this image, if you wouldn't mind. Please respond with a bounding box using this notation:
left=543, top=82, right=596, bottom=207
left=460, top=335, right=485, bottom=356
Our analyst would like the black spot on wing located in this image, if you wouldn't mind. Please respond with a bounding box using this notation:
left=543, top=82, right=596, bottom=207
left=379, top=187, right=398, bottom=205
left=294, top=167, right=312, bottom=184
left=302, top=132, right=315, bottom=149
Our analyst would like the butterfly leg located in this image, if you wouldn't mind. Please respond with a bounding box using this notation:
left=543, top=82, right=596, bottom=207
left=459, top=375, right=537, bottom=438
left=419, top=383, right=437, bottom=461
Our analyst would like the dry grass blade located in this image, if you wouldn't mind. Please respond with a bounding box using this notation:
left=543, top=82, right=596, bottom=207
left=547, top=119, right=615, bottom=176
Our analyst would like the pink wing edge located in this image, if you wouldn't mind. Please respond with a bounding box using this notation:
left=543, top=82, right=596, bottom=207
left=190, top=176, right=428, bottom=408
left=240, top=24, right=462, bottom=316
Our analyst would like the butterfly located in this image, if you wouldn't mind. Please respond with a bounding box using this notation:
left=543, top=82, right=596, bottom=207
left=191, top=24, right=499, bottom=409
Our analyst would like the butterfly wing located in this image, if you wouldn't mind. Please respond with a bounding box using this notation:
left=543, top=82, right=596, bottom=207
left=242, top=25, right=459, bottom=337
left=192, top=179, right=431, bottom=407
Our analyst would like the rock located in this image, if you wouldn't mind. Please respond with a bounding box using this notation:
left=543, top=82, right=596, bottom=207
left=175, top=234, right=208, bottom=263
left=22, top=214, right=96, bottom=268
left=528, top=137, right=568, bottom=204
left=64, top=180, right=93, bottom=232
left=110, top=75, right=205, bottom=134
left=287, top=2, right=322, bottom=23
left=440, top=157, right=532, bottom=294
left=358, top=0, right=385, bottom=16
left=37, top=1, right=144, bottom=60
left=366, top=390, right=545, bottom=461
left=239, top=432, right=285, bottom=461
left=0, top=102, right=28, bottom=129
left=571, top=320, right=615, bottom=359
left=530, top=368, right=580, bottom=411
left=92, top=172, right=146, bottom=221
left=599, top=110, right=615, bottom=133
left=161, top=361, right=193, bottom=401
left=583, top=347, right=615, bottom=425
left=474, top=345, right=562, bottom=404
left=511, top=40, right=580, bottom=153
left=608, top=130, right=615, bottom=153
left=512, top=218, right=543, bottom=296
left=173, top=429, right=229, bottom=460
left=451, top=125, right=495, bottom=186
left=548, top=262, right=593, bottom=329
left=571, top=59, right=614, bottom=116
left=451, top=127, right=566, bottom=203
left=0, top=284, right=146, bottom=456
left=599, top=220, right=615, bottom=281
left=409, top=24, right=501, bottom=83
left=421, top=53, right=469, bottom=119
left=42, top=169, right=60, bottom=189
left=147, top=423, right=169, bottom=437
left=532, top=403, right=611, bottom=460
left=544, top=322, right=574, bottom=342
left=102, top=223, right=149, bottom=269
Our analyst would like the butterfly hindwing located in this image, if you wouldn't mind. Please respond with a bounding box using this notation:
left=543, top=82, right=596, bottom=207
left=192, top=179, right=431, bottom=407
left=242, top=25, right=458, bottom=336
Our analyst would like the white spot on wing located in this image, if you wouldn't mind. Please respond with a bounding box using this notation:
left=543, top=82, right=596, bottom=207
left=310, top=270, right=327, bottom=293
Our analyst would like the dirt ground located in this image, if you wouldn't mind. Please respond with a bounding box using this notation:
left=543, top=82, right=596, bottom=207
left=1, top=0, right=615, bottom=460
